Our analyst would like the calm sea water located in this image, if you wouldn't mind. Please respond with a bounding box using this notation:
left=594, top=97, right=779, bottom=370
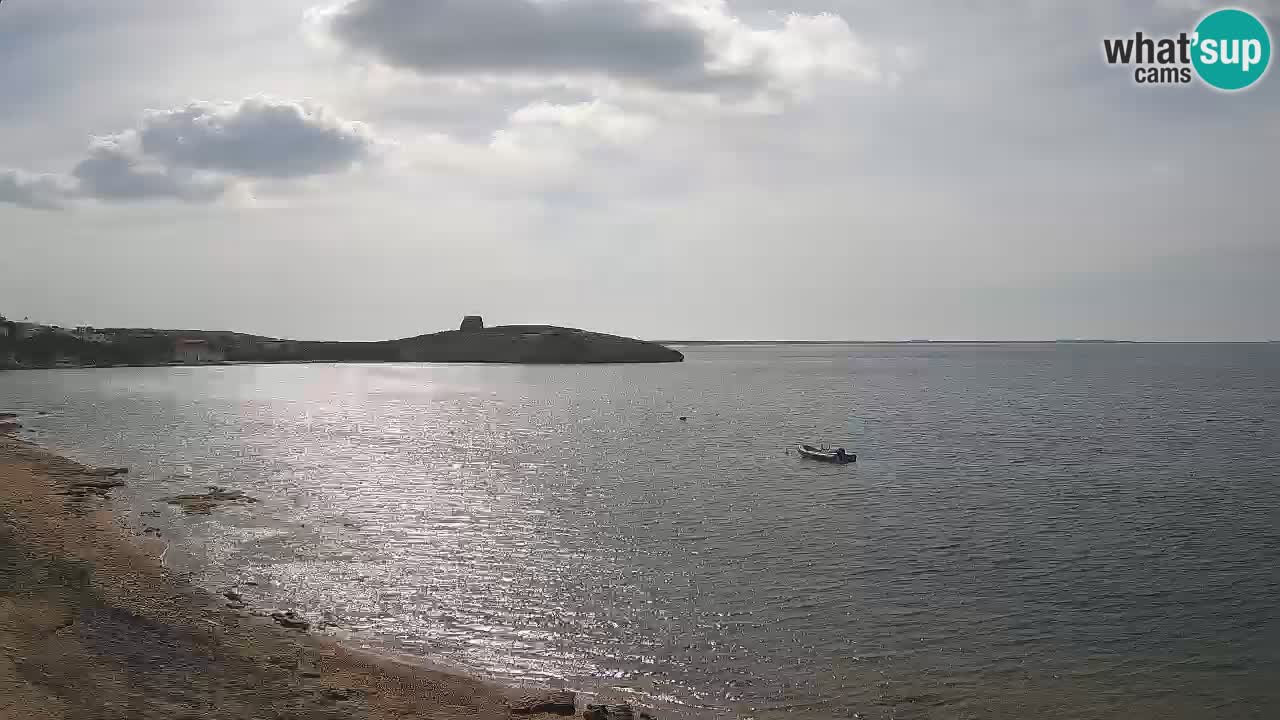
left=2, top=344, right=1278, bottom=719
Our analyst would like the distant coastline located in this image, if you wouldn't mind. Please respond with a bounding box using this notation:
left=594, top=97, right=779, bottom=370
left=0, top=315, right=683, bottom=368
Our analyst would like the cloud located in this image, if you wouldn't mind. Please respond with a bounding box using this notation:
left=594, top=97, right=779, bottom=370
left=0, top=169, right=75, bottom=211
left=312, top=0, right=879, bottom=105
left=127, top=97, right=383, bottom=178
left=0, top=97, right=383, bottom=210
left=70, top=133, right=230, bottom=203
left=320, top=0, right=710, bottom=86
left=396, top=100, right=656, bottom=182
left=496, top=100, right=655, bottom=151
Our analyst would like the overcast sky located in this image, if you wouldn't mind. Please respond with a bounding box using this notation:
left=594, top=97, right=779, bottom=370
left=2, top=0, right=1278, bottom=341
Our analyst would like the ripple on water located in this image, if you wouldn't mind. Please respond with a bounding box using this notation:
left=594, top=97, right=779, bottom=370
left=1, top=347, right=1278, bottom=719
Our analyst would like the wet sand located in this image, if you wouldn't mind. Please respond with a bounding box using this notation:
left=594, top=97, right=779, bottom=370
left=0, top=434, right=570, bottom=720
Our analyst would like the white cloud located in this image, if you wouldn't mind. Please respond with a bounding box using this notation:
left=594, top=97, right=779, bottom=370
left=0, top=96, right=383, bottom=209
left=500, top=100, right=655, bottom=148
left=0, top=169, right=76, bottom=211
left=394, top=100, right=655, bottom=181
left=671, top=5, right=881, bottom=98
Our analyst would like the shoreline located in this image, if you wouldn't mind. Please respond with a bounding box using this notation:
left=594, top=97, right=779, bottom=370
left=0, top=432, right=592, bottom=720
left=0, top=356, right=677, bottom=371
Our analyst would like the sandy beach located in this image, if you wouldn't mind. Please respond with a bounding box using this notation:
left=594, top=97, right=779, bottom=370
left=0, top=433, right=579, bottom=720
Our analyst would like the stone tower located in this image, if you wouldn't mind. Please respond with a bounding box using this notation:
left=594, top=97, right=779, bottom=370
left=460, top=315, right=484, bottom=331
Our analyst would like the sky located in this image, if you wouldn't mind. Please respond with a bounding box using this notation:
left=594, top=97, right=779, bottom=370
left=2, top=0, right=1279, bottom=341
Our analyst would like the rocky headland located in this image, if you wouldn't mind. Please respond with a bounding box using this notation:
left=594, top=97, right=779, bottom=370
left=368, top=323, right=682, bottom=364
left=0, top=316, right=683, bottom=368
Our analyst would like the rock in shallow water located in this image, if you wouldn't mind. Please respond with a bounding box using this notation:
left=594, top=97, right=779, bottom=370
left=162, top=486, right=258, bottom=514
left=62, top=478, right=127, bottom=497
left=507, top=689, right=576, bottom=715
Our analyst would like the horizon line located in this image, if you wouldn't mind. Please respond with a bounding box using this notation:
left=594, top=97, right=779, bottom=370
left=655, top=339, right=1280, bottom=345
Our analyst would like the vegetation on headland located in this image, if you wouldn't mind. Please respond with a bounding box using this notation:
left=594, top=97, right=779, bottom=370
left=0, top=315, right=682, bottom=368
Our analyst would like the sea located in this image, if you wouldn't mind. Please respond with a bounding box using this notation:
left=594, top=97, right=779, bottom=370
left=2, top=343, right=1278, bottom=719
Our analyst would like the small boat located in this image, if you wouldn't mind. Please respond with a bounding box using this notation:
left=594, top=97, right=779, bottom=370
left=797, top=444, right=856, bottom=464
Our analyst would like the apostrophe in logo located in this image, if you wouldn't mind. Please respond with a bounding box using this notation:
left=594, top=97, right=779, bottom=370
left=1102, top=7, right=1271, bottom=91
left=1192, top=8, right=1271, bottom=90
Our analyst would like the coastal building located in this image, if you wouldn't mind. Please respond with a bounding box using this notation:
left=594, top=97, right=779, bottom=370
left=460, top=315, right=484, bottom=331
left=74, top=326, right=112, bottom=343
left=0, top=323, right=10, bottom=339
left=174, top=339, right=224, bottom=364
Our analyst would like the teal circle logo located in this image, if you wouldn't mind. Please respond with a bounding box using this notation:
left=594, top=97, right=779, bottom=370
left=1192, top=8, right=1271, bottom=90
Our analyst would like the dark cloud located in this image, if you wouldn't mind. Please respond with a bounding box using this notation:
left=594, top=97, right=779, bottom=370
left=322, top=0, right=750, bottom=92
left=0, top=97, right=381, bottom=209
left=327, top=0, right=705, bottom=78
left=71, top=140, right=229, bottom=203
left=133, top=97, right=381, bottom=178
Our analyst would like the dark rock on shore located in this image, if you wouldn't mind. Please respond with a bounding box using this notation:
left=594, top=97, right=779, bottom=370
left=87, top=466, right=129, bottom=477
left=507, top=689, right=577, bottom=715
left=271, top=610, right=311, bottom=631
left=0, top=422, right=21, bottom=434
left=297, top=658, right=322, bottom=678
left=585, top=704, right=652, bottom=720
